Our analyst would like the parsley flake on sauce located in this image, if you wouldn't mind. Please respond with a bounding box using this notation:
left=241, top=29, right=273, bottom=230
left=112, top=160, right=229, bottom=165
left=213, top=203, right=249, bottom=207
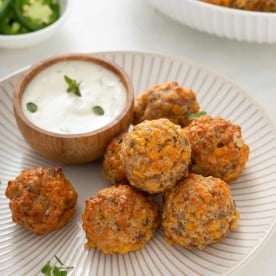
left=26, top=102, right=38, bottom=113
left=64, top=75, right=81, bottom=97
left=92, top=105, right=104, bottom=116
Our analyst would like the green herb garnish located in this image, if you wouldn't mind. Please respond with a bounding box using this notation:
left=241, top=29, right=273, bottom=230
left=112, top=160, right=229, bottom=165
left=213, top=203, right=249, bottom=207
left=41, top=255, right=73, bottom=276
left=187, top=111, right=207, bottom=120
left=26, top=102, right=38, bottom=113
left=92, top=105, right=104, bottom=115
left=117, top=137, right=123, bottom=144
left=64, top=75, right=81, bottom=97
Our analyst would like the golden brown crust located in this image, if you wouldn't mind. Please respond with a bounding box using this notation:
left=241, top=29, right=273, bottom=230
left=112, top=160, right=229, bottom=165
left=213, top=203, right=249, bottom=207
left=82, top=185, right=160, bottom=254
left=202, top=0, right=276, bottom=12
left=133, top=81, right=200, bottom=127
left=185, top=115, right=249, bottom=182
left=5, top=167, right=78, bottom=235
left=120, top=119, right=191, bottom=194
left=102, top=132, right=128, bottom=185
left=162, top=174, right=239, bottom=249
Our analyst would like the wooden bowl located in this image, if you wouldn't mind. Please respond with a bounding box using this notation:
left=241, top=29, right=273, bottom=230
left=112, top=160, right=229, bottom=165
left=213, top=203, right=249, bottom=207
left=13, top=54, right=134, bottom=164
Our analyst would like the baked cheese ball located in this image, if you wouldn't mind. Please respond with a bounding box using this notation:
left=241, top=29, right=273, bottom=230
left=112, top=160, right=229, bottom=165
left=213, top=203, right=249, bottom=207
left=185, top=115, right=249, bottom=182
left=120, top=118, right=191, bottom=194
left=102, top=132, right=128, bottom=185
left=162, top=173, right=239, bottom=250
left=82, top=185, right=160, bottom=254
left=133, top=81, right=200, bottom=127
left=5, top=167, right=78, bottom=235
left=202, top=0, right=276, bottom=12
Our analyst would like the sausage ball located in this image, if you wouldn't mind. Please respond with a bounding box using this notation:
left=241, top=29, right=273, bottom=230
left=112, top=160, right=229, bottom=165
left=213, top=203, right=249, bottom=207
left=82, top=185, right=160, bottom=254
left=202, top=0, right=276, bottom=12
left=120, top=118, right=191, bottom=194
left=133, top=81, right=200, bottom=127
left=162, top=173, right=239, bottom=250
left=185, top=116, right=249, bottom=182
left=5, top=167, right=78, bottom=235
left=102, top=132, right=128, bottom=185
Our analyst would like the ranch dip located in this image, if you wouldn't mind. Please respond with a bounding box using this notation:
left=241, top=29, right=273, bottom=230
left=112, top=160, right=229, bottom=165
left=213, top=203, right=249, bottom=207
left=22, top=60, right=127, bottom=134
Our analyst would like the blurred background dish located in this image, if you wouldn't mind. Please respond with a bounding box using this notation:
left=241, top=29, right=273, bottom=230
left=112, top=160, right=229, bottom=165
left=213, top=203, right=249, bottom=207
left=0, top=0, right=70, bottom=49
left=146, top=0, right=276, bottom=43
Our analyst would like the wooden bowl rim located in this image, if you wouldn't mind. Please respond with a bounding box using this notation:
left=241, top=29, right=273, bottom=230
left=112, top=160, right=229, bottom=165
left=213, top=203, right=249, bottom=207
left=13, top=53, right=134, bottom=139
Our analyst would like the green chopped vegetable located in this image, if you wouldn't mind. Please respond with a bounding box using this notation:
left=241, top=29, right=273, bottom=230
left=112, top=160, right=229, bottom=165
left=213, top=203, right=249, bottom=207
left=64, top=75, right=82, bottom=97
left=92, top=105, right=104, bottom=115
left=187, top=111, right=207, bottom=120
left=41, top=255, right=73, bottom=276
left=0, top=0, right=11, bottom=20
left=14, top=0, right=60, bottom=31
left=0, top=9, right=28, bottom=34
left=26, top=102, right=37, bottom=113
left=0, top=0, right=60, bottom=35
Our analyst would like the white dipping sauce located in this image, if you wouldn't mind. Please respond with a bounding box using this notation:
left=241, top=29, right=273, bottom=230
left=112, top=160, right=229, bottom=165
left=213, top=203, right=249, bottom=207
left=22, top=60, right=127, bottom=134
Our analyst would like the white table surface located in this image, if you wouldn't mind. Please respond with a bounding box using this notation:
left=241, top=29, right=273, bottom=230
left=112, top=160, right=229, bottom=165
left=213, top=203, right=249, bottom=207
left=0, top=0, right=275, bottom=275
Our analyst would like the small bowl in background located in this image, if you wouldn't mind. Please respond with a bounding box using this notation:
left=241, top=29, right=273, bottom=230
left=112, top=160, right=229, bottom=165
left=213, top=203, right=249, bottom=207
left=146, top=0, right=276, bottom=44
left=0, top=0, right=70, bottom=49
left=13, top=53, right=134, bottom=164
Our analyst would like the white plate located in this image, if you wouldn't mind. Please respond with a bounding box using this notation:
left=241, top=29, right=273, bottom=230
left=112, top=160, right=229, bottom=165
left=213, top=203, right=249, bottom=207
left=146, top=0, right=276, bottom=44
left=0, top=51, right=276, bottom=275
